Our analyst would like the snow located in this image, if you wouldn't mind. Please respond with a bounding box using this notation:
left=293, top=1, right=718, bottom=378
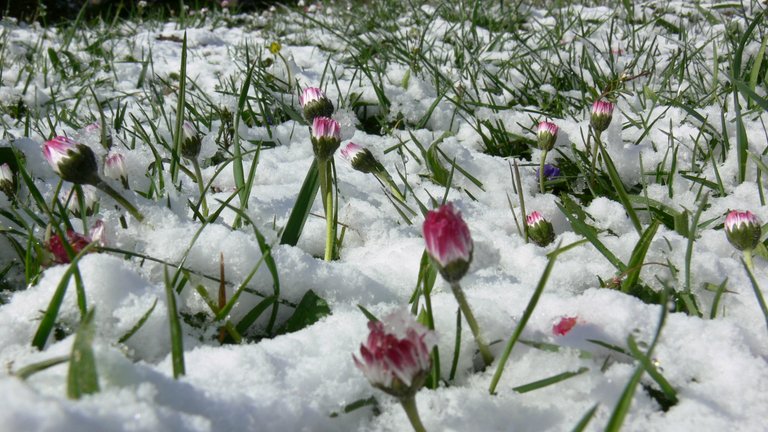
left=1, top=2, right=768, bottom=431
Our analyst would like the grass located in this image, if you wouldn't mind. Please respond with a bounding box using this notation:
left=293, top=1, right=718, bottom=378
left=0, top=0, right=767, bottom=429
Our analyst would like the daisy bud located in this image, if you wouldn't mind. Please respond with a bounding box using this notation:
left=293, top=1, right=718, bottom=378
left=65, top=185, right=99, bottom=217
left=725, top=210, right=762, bottom=252
left=0, top=163, right=15, bottom=200
left=590, top=100, right=615, bottom=133
left=423, top=203, right=473, bottom=283
left=104, top=151, right=129, bottom=189
left=43, top=136, right=99, bottom=185
left=537, top=121, right=558, bottom=151
left=526, top=211, right=555, bottom=247
left=299, top=87, right=334, bottom=123
left=310, top=117, right=341, bottom=161
left=340, top=142, right=385, bottom=174
left=181, top=121, right=202, bottom=160
left=353, top=309, right=436, bottom=399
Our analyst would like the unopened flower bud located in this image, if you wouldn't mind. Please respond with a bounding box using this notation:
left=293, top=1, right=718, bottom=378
left=423, top=203, right=473, bottom=283
left=724, top=210, right=761, bottom=251
left=181, top=121, right=202, bottom=160
left=537, top=121, right=558, bottom=151
left=0, top=163, right=15, bottom=200
left=590, top=100, right=615, bottom=133
left=104, top=151, right=129, bottom=189
left=340, top=142, right=385, bottom=174
left=43, top=136, right=99, bottom=185
left=300, top=87, right=334, bottom=123
left=526, top=211, right=555, bottom=247
left=65, top=185, right=99, bottom=217
left=310, top=117, right=341, bottom=161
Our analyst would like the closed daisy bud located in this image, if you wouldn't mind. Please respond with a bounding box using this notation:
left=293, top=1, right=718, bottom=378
left=310, top=116, right=341, bottom=161
left=43, top=136, right=99, bottom=185
left=181, top=121, right=202, bottom=160
left=0, top=163, right=15, bottom=200
left=299, top=87, right=334, bottom=123
left=590, top=100, right=615, bottom=133
left=353, top=309, right=436, bottom=398
left=65, top=185, right=99, bottom=217
left=526, top=211, right=555, bottom=247
left=537, top=121, right=558, bottom=151
left=423, top=203, right=473, bottom=283
left=104, top=151, right=129, bottom=189
left=340, top=142, right=385, bottom=174
left=724, top=210, right=761, bottom=252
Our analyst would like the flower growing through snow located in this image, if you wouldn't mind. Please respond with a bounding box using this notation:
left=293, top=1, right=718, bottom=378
left=181, top=121, right=202, bottom=160
left=341, top=142, right=384, bottom=174
left=300, top=87, right=334, bottom=123
left=310, top=116, right=341, bottom=162
left=354, top=309, right=436, bottom=398
left=537, top=121, right=558, bottom=151
left=354, top=309, right=435, bottom=432
left=43, top=136, right=99, bottom=185
left=65, top=185, right=99, bottom=217
left=104, top=151, right=129, bottom=189
left=725, top=210, right=761, bottom=252
left=590, top=99, right=615, bottom=133
left=526, top=211, right=555, bottom=247
left=423, top=203, right=493, bottom=367
left=423, top=203, right=473, bottom=283
left=43, top=136, right=144, bottom=222
left=46, top=220, right=105, bottom=265
left=0, top=163, right=15, bottom=200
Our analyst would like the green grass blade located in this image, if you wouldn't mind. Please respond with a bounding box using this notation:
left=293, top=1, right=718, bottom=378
left=67, top=308, right=99, bottom=399
left=14, top=356, right=69, bottom=380
left=163, top=266, right=185, bottom=378
left=571, top=404, right=599, bottom=432
left=626, top=335, right=678, bottom=405
left=557, top=196, right=627, bottom=272
left=513, top=367, right=589, bottom=394
left=621, top=220, right=659, bottom=293
left=280, top=159, right=320, bottom=246
left=598, top=144, right=642, bottom=234
left=232, top=62, right=256, bottom=227
left=117, top=298, right=158, bottom=344
left=170, top=31, right=187, bottom=185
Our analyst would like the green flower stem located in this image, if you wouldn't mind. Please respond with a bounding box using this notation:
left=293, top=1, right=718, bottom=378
left=317, top=158, right=336, bottom=261
left=191, top=158, right=209, bottom=218
left=399, top=395, right=427, bottom=432
left=93, top=179, right=145, bottom=222
left=450, top=281, right=494, bottom=367
left=538, top=149, right=549, bottom=195
left=589, top=129, right=602, bottom=184
left=743, top=248, right=768, bottom=333
left=375, top=170, right=406, bottom=202
left=744, top=249, right=755, bottom=273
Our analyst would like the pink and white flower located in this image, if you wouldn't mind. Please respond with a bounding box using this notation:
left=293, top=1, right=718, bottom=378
left=43, top=136, right=99, bottom=184
left=526, top=211, right=555, bottom=247
left=537, top=121, right=558, bottom=151
left=300, top=87, right=334, bottom=122
left=353, top=309, right=436, bottom=397
left=423, top=203, right=473, bottom=282
left=725, top=210, right=761, bottom=251
left=310, top=116, right=341, bottom=161
left=590, top=100, right=615, bottom=133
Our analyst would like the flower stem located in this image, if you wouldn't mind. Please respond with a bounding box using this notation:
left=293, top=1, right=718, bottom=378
left=399, top=395, right=427, bottom=432
left=538, top=149, right=548, bottom=194
left=94, top=179, right=145, bottom=222
left=742, top=248, right=768, bottom=334
left=589, top=129, right=602, bottom=184
left=317, top=158, right=336, bottom=261
left=191, top=158, right=209, bottom=218
left=376, top=170, right=406, bottom=202
left=450, top=281, right=494, bottom=367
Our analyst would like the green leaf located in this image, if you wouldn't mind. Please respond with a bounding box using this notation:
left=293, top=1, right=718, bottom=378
left=278, top=290, right=331, bottom=334
left=513, top=367, right=589, bottom=394
left=598, top=143, right=642, bottom=234
left=67, top=309, right=100, bottom=399
left=117, top=298, right=158, bottom=344
left=14, top=356, right=69, bottom=380
left=621, top=220, right=659, bottom=293
left=280, top=159, right=320, bottom=246
left=164, top=266, right=185, bottom=379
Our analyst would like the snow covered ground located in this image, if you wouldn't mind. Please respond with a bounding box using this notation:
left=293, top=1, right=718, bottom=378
left=1, top=1, right=768, bottom=431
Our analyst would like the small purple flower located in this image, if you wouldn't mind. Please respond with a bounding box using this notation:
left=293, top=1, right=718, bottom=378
left=310, top=116, right=341, bottom=161
left=300, top=87, right=334, bottom=122
left=725, top=210, right=761, bottom=251
left=353, top=309, right=436, bottom=398
left=590, top=100, right=615, bottom=133
left=537, top=121, right=558, bottom=151
left=535, top=164, right=561, bottom=181
left=43, top=136, right=99, bottom=185
left=423, top=203, right=473, bottom=282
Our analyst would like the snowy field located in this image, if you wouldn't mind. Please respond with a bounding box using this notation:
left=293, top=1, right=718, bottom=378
left=1, top=1, right=768, bottom=431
